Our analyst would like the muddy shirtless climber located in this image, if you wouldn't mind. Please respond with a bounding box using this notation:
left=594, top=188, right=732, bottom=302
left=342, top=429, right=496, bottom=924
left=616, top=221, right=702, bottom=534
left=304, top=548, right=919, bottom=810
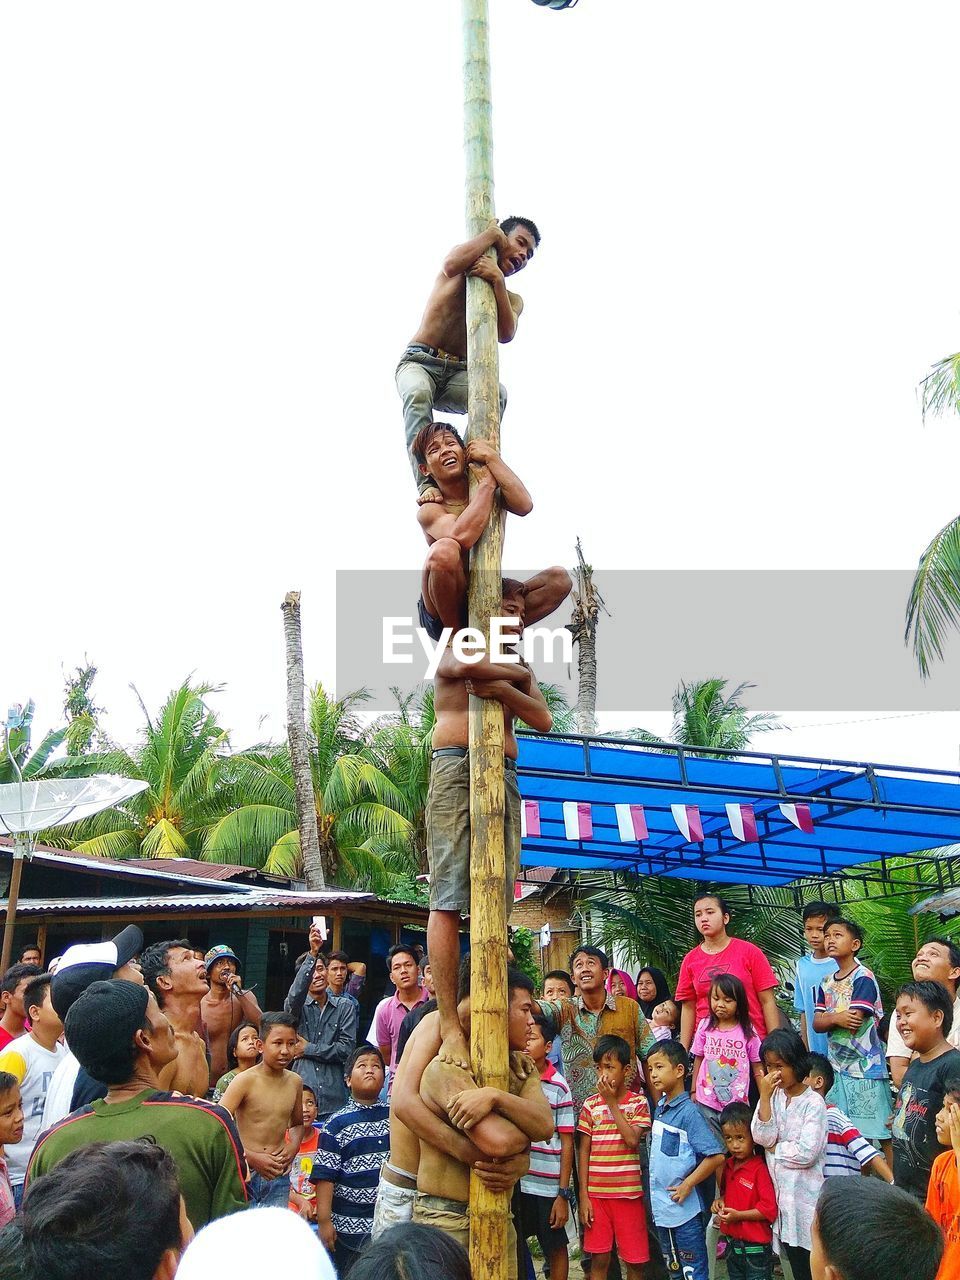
left=391, top=965, right=552, bottom=1275
left=396, top=217, right=540, bottom=494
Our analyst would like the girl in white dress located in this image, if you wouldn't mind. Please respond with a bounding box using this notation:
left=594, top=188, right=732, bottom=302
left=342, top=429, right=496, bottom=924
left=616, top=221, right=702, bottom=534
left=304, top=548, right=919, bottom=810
left=751, top=1028, right=827, bottom=1280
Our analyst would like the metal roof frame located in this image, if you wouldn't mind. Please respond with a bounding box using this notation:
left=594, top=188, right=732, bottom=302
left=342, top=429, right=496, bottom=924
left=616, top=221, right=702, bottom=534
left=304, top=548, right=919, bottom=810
left=516, top=733, right=960, bottom=888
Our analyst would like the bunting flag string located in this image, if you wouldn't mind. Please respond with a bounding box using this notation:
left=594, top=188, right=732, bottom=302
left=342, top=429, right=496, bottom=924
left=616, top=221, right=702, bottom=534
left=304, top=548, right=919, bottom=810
left=562, top=801, right=593, bottom=840
left=615, top=803, right=648, bottom=842
left=671, top=803, right=704, bottom=843
left=520, top=800, right=541, bottom=839
left=725, top=803, right=758, bottom=842
left=779, top=802, right=814, bottom=833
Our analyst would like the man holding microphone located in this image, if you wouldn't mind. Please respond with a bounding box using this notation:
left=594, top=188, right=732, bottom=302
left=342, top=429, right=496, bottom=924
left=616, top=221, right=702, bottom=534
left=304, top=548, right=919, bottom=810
left=201, top=945, right=262, bottom=1083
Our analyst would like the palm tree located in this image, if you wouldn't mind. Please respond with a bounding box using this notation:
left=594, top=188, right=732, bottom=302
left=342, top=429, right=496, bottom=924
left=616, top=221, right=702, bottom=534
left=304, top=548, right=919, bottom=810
left=0, top=700, right=65, bottom=785
left=281, top=591, right=324, bottom=889
left=567, top=539, right=608, bottom=734
left=203, top=685, right=419, bottom=895
left=51, top=681, right=234, bottom=859
left=906, top=350, right=960, bottom=674
left=629, top=678, right=780, bottom=754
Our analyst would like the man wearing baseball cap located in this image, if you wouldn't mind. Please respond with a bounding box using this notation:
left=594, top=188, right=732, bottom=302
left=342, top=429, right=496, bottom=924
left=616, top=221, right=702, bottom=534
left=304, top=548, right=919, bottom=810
left=200, top=945, right=261, bottom=1084
left=27, top=979, right=248, bottom=1229
left=42, top=924, right=145, bottom=1129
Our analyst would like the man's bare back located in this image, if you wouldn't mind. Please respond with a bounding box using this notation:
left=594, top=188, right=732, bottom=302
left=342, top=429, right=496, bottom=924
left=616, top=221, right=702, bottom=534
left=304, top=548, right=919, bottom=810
left=157, top=1026, right=211, bottom=1098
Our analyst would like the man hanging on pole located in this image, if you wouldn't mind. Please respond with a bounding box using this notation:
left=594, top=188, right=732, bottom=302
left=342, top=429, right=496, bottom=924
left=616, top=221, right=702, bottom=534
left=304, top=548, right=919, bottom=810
left=396, top=217, right=541, bottom=496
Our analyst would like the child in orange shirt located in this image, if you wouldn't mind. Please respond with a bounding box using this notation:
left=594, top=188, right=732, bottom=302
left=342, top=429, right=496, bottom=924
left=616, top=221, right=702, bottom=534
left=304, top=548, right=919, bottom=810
left=925, top=1078, right=960, bottom=1278
left=290, top=1083, right=321, bottom=1223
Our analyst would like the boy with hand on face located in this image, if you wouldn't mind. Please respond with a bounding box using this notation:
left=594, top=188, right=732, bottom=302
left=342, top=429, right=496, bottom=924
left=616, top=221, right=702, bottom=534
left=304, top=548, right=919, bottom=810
left=890, top=980, right=960, bottom=1201
left=220, top=1011, right=305, bottom=1208
left=924, top=1077, right=960, bottom=1274
left=578, top=1035, right=653, bottom=1280
left=310, top=1046, right=391, bottom=1277
left=396, top=217, right=540, bottom=494
left=0, top=1070, right=23, bottom=1229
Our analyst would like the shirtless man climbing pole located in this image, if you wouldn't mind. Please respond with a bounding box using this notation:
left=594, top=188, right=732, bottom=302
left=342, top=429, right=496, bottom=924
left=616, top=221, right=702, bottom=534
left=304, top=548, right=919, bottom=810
left=413, top=420, right=571, bottom=639
left=141, top=939, right=211, bottom=1097
left=396, top=217, right=540, bottom=495
left=426, top=581, right=553, bottom=1071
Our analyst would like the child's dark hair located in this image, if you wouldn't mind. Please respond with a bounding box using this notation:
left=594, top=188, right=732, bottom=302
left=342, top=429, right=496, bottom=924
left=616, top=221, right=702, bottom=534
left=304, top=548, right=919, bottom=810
left=719, top=1102, right=752, bottom=1132
left=259, top=1011, right=299, bottom=1038
left=226, top=1020, right=259, bottom=1070
left=411, top=422, right=465, bottom=466
left=302, top=1083, right=318, bottom=1104
left=707, top=972, right=755, bottom=1040
left=760, top=1028, right=809, bottom=1080
left=648, top=1038, right=688, bottom=1074
left=542, top=970, right=574, bottom=995
left=593, top=1034, right=630, bottom=1067
left=943, top=1078, right=960, bottom=1105
left=348, top=1221, right=472, bottom=1280
left=0, top=962, right=43, bottom=996
left=0, top=1071, right=18, bottom=1098
left=347, top=1044, right=386, bottom=1076
left=531, top=1011, right=553, bottom=1039
left=802, top=900, right=840, bottom=923
left=827, top=917, right=864, bottom=946
left=896, top=980, right=955, bottom=1036
left=806, top=1051, right=835, bottom=1094
left=694, top=892, right=730, bottom=916
left=501, top=215, right=541, bottom=247
left=815, top=1177, right=943, bottom=1280
left=23, top=974, right=51, bottom=1019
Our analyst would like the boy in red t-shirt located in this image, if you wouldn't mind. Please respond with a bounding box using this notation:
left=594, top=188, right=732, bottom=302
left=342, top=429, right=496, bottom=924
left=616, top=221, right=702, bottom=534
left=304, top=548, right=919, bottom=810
left=925, top=1079, right=960, bottom=1279
left=577, top=1034, right=651, bottom=1280
left=289, top=1083, right=321, bottom=1224
left=711, top=1102, right=777, bottom=1280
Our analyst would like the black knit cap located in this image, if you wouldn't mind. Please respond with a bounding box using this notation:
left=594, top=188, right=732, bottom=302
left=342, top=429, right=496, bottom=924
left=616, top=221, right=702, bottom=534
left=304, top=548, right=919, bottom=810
left=64, top=979, right=150, bottom=1078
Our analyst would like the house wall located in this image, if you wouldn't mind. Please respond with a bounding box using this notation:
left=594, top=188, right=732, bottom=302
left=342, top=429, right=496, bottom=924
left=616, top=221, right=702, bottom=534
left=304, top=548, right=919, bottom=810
left=509, top=891, right=583, bottom=977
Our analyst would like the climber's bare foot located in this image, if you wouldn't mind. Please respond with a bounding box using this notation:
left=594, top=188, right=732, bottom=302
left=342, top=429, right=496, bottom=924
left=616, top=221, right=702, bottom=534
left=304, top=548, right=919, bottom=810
left=438, top=1026, right=472, bottom=1072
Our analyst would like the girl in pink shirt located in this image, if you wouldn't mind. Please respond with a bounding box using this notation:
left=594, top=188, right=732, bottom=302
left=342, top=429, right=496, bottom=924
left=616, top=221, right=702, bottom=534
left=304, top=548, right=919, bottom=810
left=692, top=974, right=764, bottom=1118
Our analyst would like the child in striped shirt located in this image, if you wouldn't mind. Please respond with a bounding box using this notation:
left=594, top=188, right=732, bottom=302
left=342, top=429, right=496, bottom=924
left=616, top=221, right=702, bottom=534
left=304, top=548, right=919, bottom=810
left=577, top=1034, right=652, bottom=1280
left=805, top=1053, right=893, bottom=1181
left=519, top=1014, right=575, bottom=1280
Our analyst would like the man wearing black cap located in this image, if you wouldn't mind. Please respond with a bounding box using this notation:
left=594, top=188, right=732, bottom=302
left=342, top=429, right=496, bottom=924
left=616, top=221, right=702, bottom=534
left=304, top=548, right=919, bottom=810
left=43, top=924, right=144, bottom=1129
left=27, top=979, right=248, bottom=1230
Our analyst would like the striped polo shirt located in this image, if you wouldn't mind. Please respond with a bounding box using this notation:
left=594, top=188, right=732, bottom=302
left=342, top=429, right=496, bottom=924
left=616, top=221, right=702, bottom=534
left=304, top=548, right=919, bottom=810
left=520, top=1061, right=575, bottom=1198
left=577, top=1089, right=650, bottom=1198
left=824, top=1103, right=882, bottom=1176
left=310, top=1099, right=391, bottom=1249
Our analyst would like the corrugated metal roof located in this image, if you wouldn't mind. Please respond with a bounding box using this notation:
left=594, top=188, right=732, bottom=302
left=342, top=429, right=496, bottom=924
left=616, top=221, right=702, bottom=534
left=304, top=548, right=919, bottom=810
left=0, top=889, right=381, bottom=916
left=124, top=858, right=260, bottom=882
left=0, top=838, right=256, bottom=894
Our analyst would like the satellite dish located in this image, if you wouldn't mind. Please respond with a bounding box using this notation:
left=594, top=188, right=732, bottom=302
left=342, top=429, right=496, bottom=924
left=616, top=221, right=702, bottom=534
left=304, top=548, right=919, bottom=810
left=0, top=776, right=148, bottom=837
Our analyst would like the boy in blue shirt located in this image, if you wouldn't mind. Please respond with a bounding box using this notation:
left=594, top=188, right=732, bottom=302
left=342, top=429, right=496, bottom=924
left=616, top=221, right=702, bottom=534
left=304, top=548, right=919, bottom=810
left=794, top=900, right=839, bottom=1054
left=311, top=1045, right=391, bottom=1277
left=648, top=1039, right=726, bottom=1280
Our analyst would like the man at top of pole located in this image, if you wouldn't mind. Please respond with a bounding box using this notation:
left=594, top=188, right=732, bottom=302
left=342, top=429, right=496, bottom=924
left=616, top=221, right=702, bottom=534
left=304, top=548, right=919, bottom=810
left=396, top=217, right=540, bottom=498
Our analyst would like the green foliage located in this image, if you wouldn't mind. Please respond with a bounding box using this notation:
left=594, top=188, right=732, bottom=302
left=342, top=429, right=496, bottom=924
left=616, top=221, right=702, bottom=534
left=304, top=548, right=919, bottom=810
left=921, top=351, right=960, bottom=423
left=509, top=926, right=542, bottom=988
left=62, top=660, right=104, bottom=756
left=627, top=679, right=781, bottom=755
left=905, top=515, right=960, bottom=678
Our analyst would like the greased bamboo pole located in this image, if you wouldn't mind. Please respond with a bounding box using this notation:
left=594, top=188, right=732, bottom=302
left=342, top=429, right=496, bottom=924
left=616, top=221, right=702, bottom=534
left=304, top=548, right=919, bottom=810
left=462, top=3, right=509, bottom=1279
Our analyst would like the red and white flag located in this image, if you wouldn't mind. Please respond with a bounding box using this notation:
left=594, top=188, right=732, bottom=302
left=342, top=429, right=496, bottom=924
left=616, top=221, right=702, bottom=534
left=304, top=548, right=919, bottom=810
left=563, top=801, right=593, bottom=841
left=726, top=803, right=758, bottom=842
left=671, top=803, right=704, bottom=843
left=615, top=803, right=648, bottom=842
left=779, top=802, right=814, bottom=834
left=520, top=800, right=541, bottom=839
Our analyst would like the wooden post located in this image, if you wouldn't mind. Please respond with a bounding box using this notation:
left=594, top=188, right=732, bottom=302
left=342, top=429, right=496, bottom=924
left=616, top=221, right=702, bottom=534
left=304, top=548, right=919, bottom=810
left=0, top=841, right=26, bottom=975
left=462, top=4, right=509, bottom=1280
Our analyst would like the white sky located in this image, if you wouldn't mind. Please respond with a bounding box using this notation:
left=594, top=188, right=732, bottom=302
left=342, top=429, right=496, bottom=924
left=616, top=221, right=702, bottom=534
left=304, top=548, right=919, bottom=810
left=3, top=1, right=960, bottom=773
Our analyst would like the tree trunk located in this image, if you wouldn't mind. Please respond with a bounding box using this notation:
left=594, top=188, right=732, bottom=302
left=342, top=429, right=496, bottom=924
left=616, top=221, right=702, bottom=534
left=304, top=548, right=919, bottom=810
left=567, top=539, right=607, bottom=736
left=281, top=591, right=325, bottom=890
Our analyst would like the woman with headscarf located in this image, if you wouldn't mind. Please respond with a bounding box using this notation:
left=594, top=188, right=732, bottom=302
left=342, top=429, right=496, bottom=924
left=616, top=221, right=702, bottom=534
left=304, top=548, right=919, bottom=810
left=634, top=966, right=671, bottom=1019
left=605, top=968, right=638, bottom=1001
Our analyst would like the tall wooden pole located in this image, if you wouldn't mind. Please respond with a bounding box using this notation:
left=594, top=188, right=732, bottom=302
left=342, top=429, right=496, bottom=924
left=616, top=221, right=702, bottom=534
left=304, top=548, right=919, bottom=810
left=462, top=3, right=509, bottom=1280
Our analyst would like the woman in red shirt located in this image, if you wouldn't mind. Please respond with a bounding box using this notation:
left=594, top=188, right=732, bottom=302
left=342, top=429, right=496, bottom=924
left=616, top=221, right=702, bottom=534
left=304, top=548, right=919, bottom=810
left=675, top=893, right=781, bottom=1051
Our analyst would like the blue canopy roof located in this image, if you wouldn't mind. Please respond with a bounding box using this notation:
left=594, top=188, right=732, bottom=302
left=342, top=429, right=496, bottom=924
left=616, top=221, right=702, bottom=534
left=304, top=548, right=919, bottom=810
left=516, top=735, right=960, bottom=887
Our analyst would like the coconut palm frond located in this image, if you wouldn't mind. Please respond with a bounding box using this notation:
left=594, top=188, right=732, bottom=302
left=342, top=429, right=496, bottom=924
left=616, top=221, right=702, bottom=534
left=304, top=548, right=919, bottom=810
left=921, top=352, right=960, bottom=423
left=905, top=514, right=960, bottom=678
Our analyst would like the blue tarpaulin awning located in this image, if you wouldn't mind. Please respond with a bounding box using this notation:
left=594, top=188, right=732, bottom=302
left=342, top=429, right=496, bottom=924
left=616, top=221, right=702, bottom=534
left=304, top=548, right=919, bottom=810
left=516, top=735, right=960, bottom=888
